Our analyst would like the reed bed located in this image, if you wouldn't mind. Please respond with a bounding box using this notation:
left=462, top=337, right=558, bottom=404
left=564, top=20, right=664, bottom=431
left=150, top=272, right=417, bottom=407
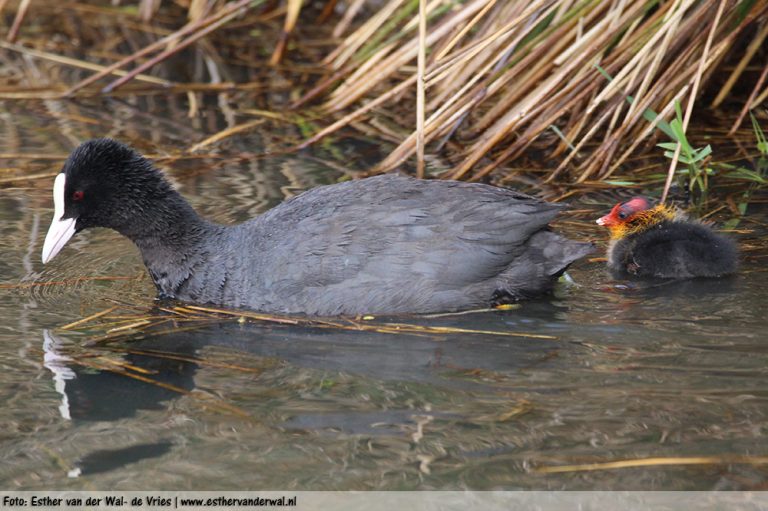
left=0, top=0, right=765, bottom=189
left=306, top=0, right=768, bottom=185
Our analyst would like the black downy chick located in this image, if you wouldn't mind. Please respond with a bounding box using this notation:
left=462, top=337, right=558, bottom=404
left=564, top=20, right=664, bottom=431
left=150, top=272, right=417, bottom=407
left=596, top=197, right=738, bottom=279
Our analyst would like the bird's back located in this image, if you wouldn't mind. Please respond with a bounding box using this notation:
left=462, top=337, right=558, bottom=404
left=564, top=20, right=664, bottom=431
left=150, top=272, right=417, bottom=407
left=215, top=175, right=590, bottom=315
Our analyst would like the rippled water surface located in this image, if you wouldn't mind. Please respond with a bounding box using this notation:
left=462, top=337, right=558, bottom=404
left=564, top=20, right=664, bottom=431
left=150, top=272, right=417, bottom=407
left=1, top=98, right=767, bottom=490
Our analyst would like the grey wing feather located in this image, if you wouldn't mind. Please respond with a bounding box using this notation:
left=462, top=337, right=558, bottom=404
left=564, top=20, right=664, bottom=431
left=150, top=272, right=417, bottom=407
left=235, top=175, right=568, bottom=313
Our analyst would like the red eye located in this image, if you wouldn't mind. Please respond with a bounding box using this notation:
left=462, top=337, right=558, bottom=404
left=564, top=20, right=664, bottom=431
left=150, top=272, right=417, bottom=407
left=72, top=190, right=84, bottom=201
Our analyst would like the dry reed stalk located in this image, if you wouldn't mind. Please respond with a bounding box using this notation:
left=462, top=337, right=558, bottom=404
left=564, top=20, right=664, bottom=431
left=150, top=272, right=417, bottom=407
left=748, top=64, right=768, bottom=107
left=188, top=119, right=266, bottom=152
left=6, top=0, right=31, bottom=42
left=0, top=171, right=67, bottom=184
left=183, top=305, right=303, bottom=325
left=269, top=0, right=303, bottom=65
left=324, top=0, right=406, bottom=67
left=188, top=0, right=213, bottom=22
left=60, top=307, right=119, bottom=331
left=551, top=88, right=674, bottom=183
left=432, top=0, right=499, bottom=62
left=416, top=0, right=427, bottom=177
left=138, top=0, right=161, bottom=22
left=105, top=319, right=156, bottom=333
left=428, top=3, right=535, bottom=92
left=730, top=59, right=768, bottom=134
left=401, top=0, right=451, bottom=34
left=318, top=0, right=339, bottom=23
left=96, top=356, right=159, bottom=375
left=370, top=4, right=576, bottom=173
left=0, top=152, right=68, bottom=159
left=240, top=108, right=301, bottom=122
left=0, top=40, right=170, bottom=89
left=297, top=74, right=417, bottom=149
left=0, top=82, right=270, bottom=100
left=4, top=0, right=764, bottom=187
left=290, top=67, right=351, bottom=108
left=535, top=455, right=768, bottom=474
left=326, top=0, right=489, bottom=111
left=332, top=0, right=366, bottom=38
left=85, top=322, right=217, bottom=345
left=373, top=322, right=556, bottom=339
left=550, top=104, right=590, bottom=159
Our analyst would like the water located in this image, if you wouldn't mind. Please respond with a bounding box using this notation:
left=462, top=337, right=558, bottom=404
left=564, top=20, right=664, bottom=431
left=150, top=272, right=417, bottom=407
left=1, top=98, right=767, bottom=491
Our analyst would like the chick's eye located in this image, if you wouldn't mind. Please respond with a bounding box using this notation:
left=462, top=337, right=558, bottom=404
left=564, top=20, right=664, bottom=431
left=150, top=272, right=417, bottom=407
left=72, top=190, right=84, bottom=201
left=618, top=211, right=628, bottom=220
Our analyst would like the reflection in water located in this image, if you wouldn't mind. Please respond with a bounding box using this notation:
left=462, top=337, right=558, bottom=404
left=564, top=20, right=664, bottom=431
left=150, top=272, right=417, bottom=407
left=40, top=314, right=566, bottom=424
left=606, top=273, right=738, bottom=297
left=69, top=442, right=175, bottom=479
left=43, top=330, right=76, bottom=421
left=42, top=330, right=199, bottom=422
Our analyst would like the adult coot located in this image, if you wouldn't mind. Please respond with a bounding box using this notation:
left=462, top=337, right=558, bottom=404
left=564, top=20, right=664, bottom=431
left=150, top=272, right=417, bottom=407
left=596, top=196, right=738, bottom=279
left=42, top=139, right=593, bottom=315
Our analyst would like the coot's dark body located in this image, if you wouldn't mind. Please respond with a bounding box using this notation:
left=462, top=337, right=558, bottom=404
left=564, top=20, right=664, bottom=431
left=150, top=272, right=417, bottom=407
left=607, top=220, right=738, bottom=279
left=43, top=139, right=593, bottom=316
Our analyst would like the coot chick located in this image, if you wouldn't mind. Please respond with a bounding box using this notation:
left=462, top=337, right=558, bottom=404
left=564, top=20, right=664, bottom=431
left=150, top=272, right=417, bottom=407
left=42, top=139, right=594, bottom=316
left=596, top=197, right=737, bottom=279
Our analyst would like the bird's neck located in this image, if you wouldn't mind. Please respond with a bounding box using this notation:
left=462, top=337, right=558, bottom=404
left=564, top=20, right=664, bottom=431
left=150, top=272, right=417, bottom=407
left=120, top=190, right=224, bottom=299
left=117, top=188, right=212, bottom=241
left=117, top=189, right=224, bottom=271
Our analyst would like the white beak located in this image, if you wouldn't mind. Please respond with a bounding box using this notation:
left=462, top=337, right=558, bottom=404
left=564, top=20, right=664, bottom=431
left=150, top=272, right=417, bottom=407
left=42, top=173, right=77, bottom=263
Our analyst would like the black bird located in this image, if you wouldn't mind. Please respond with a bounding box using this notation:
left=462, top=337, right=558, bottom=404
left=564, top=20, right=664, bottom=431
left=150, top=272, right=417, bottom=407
left=596, top=196, right=738, bottom=279
left=43, top=139, right=593, bottom=315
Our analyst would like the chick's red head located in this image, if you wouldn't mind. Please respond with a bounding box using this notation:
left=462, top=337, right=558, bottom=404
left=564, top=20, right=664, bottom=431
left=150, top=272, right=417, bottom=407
left=596, top=197, right=653, bottom=227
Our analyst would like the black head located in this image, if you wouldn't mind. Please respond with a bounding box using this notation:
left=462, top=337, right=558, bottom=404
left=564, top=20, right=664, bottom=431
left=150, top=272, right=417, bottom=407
left=42, top=138, right=174, bottom=263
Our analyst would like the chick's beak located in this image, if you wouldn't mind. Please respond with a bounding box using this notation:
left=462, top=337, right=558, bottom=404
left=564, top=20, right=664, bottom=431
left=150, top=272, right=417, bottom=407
left=596, top=214, right=611, bottom=226
left=42, top=173, right=76, bottom=264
